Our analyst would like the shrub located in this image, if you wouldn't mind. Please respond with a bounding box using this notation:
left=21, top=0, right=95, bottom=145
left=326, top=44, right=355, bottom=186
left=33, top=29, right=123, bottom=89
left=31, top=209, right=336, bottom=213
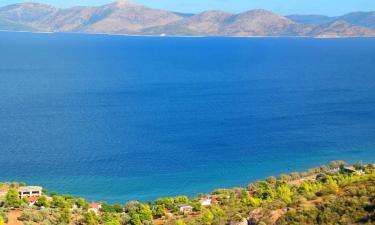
left=18, top=210, right=33, bottom=221
left=5, top=189, right=22, bottom=208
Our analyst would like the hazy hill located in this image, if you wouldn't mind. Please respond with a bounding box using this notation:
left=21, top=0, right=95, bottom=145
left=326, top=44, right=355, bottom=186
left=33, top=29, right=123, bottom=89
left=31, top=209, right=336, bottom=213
left=338, top=11, right=375, bottom=29
left=288, top=12, right=375, bottom=30
left=287, top=14, right=336, bottom=25
left=310, top=20, right=375, bottom=37
left=0, top=0, right=375, bottom=37
left=0, top=17, right=35, bottom=31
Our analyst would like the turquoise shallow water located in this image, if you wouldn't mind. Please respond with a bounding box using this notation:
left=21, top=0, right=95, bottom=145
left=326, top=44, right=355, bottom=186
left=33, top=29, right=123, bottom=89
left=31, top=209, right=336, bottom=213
left=0, top=32, right=375, bottom=203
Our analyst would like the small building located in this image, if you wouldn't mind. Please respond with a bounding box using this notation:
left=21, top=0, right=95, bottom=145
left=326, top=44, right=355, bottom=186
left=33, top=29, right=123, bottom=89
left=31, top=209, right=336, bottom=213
left=18, top=186, right=43, bottom=199
left=177, top=204, right=193, bottom=214
left=27, top=196, right=40, bottom=206
left=88, top=202, right=102, bottom=215
left=356, top=169, right=365, bottom=175
left=200, top=198, right=212, bottom=206
left=330, top=166, right=340, bottom=172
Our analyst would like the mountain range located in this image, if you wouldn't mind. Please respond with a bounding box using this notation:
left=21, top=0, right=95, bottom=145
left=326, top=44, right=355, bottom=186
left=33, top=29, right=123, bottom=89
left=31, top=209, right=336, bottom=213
left=1, top=0, right=375, bottom=37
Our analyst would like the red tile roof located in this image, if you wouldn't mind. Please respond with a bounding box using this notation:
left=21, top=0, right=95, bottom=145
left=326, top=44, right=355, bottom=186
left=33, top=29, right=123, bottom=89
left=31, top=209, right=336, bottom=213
left=89, top=203, right=102, bottom=209
left=27, top=196, right=39, bottom=202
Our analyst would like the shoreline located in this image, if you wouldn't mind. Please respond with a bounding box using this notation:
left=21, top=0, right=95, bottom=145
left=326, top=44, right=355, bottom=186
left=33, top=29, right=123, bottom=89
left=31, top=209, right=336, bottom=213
left=0, top=161, right=374, bottom=225
left=1, top=29, right=375, bottom=39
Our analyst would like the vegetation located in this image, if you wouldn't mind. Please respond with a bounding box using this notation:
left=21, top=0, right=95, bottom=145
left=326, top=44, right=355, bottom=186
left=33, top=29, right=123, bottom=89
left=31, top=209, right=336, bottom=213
left=0, top=161, right=374, bottom=225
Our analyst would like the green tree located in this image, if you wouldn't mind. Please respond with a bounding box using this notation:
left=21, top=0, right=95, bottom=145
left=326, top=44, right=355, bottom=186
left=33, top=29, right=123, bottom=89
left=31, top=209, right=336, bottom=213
left=0, top=215, right=4, bottom=225
left=152, top=205, right=165, bottom=218
left=174, top=196, right=189, bottom=204
left=36, top=195, right=50, bottom=208
left=101, top=213, right=121, bottom=225
left=324, top=177, right=339, bottom=194
left=22, top=197, right=30, bottom=205
left=104, top=220, right=121, bottom=225
left=51, top=196, right=70, bottom=209
left=137, top=204, right=153, bottom=222
left=155, top=198, right=174, bottom=209
left=75, top=198, right=87, bottom=209
left=112, top=204, right=124, bottom=213
left=353, top=163, right=364, bottom=170
left=198, top=210, right=214, bottom=225
left=82, top=211, right=99, bottom=225
left=58, top=209, right=71, bottom=224
left=176, top=219, right=186, bottom=225
left=277, top=184, right=293, bottom=204
left=128, top=213, right=142, bottom=225
left=5, top=189, right=22, bottom=208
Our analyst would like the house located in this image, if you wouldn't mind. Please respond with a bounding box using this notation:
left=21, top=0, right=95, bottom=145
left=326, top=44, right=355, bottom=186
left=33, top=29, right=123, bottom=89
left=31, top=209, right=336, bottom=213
left=177, top=204, right=193, bottom=214
left=200, top=198, right=212, bottom=206
left=27, top=196, right=40, bottom=206
left=88, top=202, right=102, bottom=215
left=18, top=186, right=43, bottom=199
left=329, top=166, right=341, bottom=173
left=356, top=169, right=366, bottom=175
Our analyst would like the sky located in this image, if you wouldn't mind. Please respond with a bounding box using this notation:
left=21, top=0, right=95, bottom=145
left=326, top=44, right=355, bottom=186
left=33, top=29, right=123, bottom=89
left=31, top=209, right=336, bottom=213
left=1, top=0, right=375, bottom=16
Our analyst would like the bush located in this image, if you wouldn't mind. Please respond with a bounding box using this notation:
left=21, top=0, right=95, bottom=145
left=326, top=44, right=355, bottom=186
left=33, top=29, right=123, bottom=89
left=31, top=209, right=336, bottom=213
left=18, top=210, right=33, bottom=221
left=32, top=213, right=43, bottom=223
left=5, top=189, right=22, bottom=208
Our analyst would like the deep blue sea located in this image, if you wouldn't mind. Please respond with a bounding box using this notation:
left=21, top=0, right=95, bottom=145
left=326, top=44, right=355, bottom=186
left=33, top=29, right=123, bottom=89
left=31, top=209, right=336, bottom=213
left=1, top=32, right=375, bottom=203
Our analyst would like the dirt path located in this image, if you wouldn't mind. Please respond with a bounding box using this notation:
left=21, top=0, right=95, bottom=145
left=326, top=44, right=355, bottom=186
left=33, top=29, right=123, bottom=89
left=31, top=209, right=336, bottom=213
left=7, top=210, right=22, bottom=225
left=289, top=174, right=317, bottom=186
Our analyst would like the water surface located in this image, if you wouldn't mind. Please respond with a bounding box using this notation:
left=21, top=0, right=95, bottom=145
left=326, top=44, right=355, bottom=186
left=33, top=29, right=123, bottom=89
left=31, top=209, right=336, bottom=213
left=1, top=32, right=375, bottom=202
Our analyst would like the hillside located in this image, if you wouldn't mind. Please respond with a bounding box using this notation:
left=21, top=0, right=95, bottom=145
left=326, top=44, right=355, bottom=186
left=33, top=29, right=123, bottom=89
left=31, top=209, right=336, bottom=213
left=0, top=1, right=375, bottom=37
left=288, top=12, right=375, bottom=30
left=0, top=18, right=35, bottom=31
left=0, top=161, right=374, bottom=225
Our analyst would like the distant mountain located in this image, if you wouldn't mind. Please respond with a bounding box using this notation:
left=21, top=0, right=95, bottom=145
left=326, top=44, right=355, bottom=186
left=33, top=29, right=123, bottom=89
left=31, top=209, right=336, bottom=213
left=287, top=12, right=375, bottom=30
left=0, top=0, right=375, bottom=37
left=337, top=11, right=375, bottom=29
left=287, top=15, right=336, bottom=25
left=0, top=17, right=35, bottom=31
left=0, top=1, right=183, bottom=33
left=309, top=20, right=375, bottom=37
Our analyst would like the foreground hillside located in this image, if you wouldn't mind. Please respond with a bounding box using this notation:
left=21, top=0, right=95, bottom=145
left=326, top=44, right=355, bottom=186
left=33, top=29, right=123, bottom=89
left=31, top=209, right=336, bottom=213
left=0, top=0, right=375, bottom=37
left=0, top=161, right=374, bottom=225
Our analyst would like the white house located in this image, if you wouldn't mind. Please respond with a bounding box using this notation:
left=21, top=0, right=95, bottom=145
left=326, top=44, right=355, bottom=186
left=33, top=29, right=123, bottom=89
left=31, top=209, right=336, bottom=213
left=177, top=204, right=193, bottom=214
left=88, top=202, right=102, bottom=215
left=18, top=186, right=42, bottom=199
left=200, top=198, right=212, bottom=206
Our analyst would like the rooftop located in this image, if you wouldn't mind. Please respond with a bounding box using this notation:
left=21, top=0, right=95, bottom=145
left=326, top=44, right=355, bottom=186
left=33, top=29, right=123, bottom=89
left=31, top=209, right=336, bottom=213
left=88, top=203, right=102, bottom=209
left=27, top=196, right=40, bottom=202
left=18, top=186, right=43, bottom=192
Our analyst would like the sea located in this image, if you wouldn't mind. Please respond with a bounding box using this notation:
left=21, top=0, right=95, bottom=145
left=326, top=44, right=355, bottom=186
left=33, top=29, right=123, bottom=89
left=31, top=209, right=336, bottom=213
left=1, top=32, right=375, bottom=203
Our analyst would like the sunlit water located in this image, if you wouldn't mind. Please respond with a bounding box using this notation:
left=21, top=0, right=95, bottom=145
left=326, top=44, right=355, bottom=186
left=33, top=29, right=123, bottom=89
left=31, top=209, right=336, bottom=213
left=1, top=32, right=375, bottom=203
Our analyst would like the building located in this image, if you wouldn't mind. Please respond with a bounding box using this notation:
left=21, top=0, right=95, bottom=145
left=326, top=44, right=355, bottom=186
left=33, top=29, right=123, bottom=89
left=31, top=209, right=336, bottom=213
left=18, top=186, right=43, bottom=199
left=177, top=204, right=193, bottom=214
left=27, top=196, right=40, bottom=206
left=200, top=198, right=212, bottom=206
left=88, top=202, right=102, bottom=215
left=330, top=166, right=340, bottom=172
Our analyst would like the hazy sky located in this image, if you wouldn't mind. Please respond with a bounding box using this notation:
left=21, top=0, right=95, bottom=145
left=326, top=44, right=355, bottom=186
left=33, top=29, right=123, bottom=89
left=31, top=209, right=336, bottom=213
left=1, top=0, right=375, bottom=16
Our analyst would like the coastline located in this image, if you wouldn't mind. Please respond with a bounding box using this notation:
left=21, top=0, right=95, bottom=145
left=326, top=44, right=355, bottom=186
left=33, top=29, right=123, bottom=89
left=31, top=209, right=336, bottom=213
left=0, top=161, right=374, bottom=225
left=1, top=29, right=375, bottom=39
